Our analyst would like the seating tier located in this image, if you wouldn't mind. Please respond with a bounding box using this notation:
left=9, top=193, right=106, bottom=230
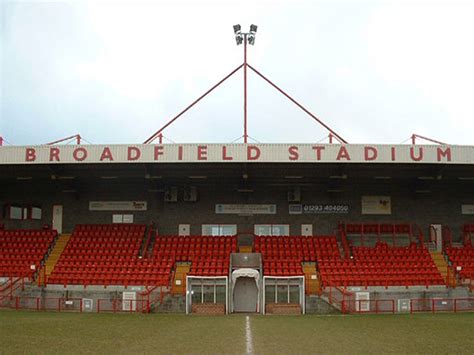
left=445, top=246, right=474, bottom=280
left=47, top=224, right=163, bottom=286
left=0, top=229, right=57, bottom=278
left=255, top=236, right=336, bottom=276
left=318, top=240, right=444, bottom=287
left=153, top=236, right=238, bottom=276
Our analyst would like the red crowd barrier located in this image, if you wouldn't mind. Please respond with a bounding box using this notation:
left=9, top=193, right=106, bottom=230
left=1, top=295, right=472, bottom=314
left=96, top=298, right=150, bottom=313
left=0, top=275, right=27, bottom=298
left=323, top=285, right=355, bottom=314
left=340, top=297, right=474, bottom=314
left=0, top=296, right=83, bottom=312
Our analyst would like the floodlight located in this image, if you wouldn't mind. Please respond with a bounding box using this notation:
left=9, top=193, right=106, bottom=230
left=235, top=35, right=243, bottom=45
left=248, top=35, right=255, bottom=45
left=250, top=24, right=258, bottom=33
left=233, top=24, right=241, bottom=34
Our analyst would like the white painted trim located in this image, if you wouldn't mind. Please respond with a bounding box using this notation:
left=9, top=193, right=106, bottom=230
left=245, top=315, right=253, bottom=355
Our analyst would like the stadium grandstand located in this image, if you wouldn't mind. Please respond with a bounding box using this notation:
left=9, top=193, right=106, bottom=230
left=1, top=142, right=473, bottom=314
left=1, top=24, right=473, bottom=316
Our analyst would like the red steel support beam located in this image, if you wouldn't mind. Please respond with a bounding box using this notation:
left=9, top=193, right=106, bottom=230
left=46, top=134, right=81, bottom=145
left=248, top=64, right=348, bottom=144
left=329, top=133, right=344, bottom=144
left=244, top=34, right=248, bottom=144
left=0, top=136, right=3, bottom=146
left=144, top=64, right=244, bottom=144
left=411, top=133, right=447, bottom=145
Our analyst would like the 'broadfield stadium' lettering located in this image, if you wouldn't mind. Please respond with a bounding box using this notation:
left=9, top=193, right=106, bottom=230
left=0, top=144, right=473, bottom=165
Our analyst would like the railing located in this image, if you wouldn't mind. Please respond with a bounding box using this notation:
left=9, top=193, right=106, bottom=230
left=336, top=227, right=351, bottom=259
left=0, top=274, right=28, bottom=298
left=97, top=299, right=150, bottom=313
left=412, top=224, right=425, bottom=245
left=348, top=299, right=396, bottom=314
left=323, top=285, right=354, bottom=314
left=441, top=226, right=453, bottom=251
left=37, top=266, right=47, bottom=287
left=410, top=298, right=474, bottom=313
left=340, top=222, right=419, bottom=247
left=340, top=298, right=474, bottom=314
left=2, top=294, right=473, bottom=314
left=0, top=296, right=152, bottom=313
left=0, top=296, right=83, bottom=312
left=445, top=264, right=457, bottom=288
left=140, top=226, right=154, bottom=258
left=139, top=285, right=169, bottom=312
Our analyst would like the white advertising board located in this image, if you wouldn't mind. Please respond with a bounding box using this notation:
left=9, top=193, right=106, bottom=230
left=89, top=201, right=147, bottom=211
left=215, top=204, right=276, bottom=215
left=461, top=204, right=474, bottom=215
left=361, top=196, right=391, bottom=215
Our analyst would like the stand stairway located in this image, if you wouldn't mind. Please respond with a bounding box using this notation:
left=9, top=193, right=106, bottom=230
left=38, top=234, right=71, bottom=285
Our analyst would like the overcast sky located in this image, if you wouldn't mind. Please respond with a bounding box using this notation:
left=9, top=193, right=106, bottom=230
left=1, top=0, right=473, bottom=145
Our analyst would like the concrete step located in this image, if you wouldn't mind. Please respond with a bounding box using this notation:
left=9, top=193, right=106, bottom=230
left=306, top=296, right=341, bottom=314
left=155, top=295, right=186, bottom=313
left=302, top=262, right=317, bottom=273
left=171, top=262, right=191, bottom=294
left=429, top=251, right=456, bottom=287
left=239, top=246, right=253, bottom=253
left=302, top=262, right=320, bottom=295
left=38, top=234, right=71, bottom=284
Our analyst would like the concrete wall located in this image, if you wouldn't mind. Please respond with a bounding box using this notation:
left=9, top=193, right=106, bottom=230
left=1, top=180, right=472, bottom=241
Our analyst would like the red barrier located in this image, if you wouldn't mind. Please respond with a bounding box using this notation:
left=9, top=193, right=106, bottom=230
left=454, top=298, right=474, bottom=313
left=410, top=298, right=474, bottom=313
left=1, top=295, right=473, bottom=314
left=0, top=274, right=28, bottom=298
left=139, top=285, right=168, bottom=313
left=323, top=285, right=355, bottom=314
left=339, top=296, right=474, bottom=314
left=0, top=296, right=83, bottom=312
left=96, top=298, right=148, bottom=313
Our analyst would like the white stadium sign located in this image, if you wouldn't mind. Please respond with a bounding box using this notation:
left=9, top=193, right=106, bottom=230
left=0, top=144, right=473, bottom=164
left=89, top=201, right=147, bottom=211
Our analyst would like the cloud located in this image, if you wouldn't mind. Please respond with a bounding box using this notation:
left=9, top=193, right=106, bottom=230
left=1, top=0, right=473, bottom=145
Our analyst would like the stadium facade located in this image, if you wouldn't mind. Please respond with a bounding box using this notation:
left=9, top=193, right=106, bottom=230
left=1, top=141, right=473, bottom=314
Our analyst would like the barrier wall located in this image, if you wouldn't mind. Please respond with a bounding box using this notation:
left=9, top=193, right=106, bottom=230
left=1, top=295, right=473, bottom=314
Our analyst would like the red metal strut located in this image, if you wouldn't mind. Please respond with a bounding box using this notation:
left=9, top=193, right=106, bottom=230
left=248, top=64, right=347, bottom=144
left=411, top=134, right=447, bottom=145
left=46, top=134, right=81, bottom=145
left=243, top=33, right=248, bottom=144
left=329, top=133, right=344, bottom=144
left=144, top=30, right=348, bottom=144
left=144, top=64, right=244, bottom=144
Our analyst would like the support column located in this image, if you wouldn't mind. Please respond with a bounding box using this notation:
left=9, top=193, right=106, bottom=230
left=244, top=34, right=248, bottom=144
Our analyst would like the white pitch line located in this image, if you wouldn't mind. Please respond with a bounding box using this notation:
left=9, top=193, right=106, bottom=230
left=246, top=315, right=253, bottom=355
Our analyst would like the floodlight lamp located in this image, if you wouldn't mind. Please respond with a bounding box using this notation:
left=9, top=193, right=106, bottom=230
left=235, top=35, right=243, bottom=45
left=233, top=24, right=241, bottom=34
left=250, top=24, right=258, bottom=33
left=248, top=35, right=255, bottom=45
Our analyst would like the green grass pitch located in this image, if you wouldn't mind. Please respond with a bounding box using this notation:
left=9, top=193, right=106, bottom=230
left=1, top=310, right=473, bottom=354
